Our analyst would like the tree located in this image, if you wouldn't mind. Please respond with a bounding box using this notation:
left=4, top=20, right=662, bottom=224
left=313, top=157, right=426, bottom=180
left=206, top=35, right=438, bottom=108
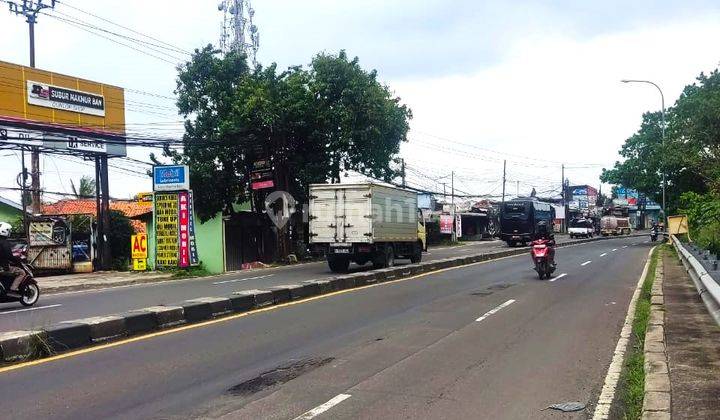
left=107, top=210, right=134, bottom=270
left=169, top=46, right=412, bottom=222
left=70, top=176, right=96, bottom=198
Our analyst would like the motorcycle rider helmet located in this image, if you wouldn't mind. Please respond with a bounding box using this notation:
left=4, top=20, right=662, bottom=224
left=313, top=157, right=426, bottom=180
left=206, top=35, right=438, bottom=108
left=536, top=220, right=549, bottom=235
left=0, top=222, right=11, bottom=238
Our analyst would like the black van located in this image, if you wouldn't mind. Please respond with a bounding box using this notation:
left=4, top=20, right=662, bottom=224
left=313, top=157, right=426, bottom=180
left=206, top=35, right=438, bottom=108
left=500, top=200, right=555, bottom=246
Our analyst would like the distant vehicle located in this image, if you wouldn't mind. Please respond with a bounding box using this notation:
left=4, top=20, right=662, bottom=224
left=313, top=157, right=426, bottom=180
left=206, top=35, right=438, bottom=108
left=500, top=199, right=555, bottom=247
left=569, top=218, right=594, bottom=239
left=601, top=215, right=631, bottom=236
left=308, top=183, right=427, bottom=273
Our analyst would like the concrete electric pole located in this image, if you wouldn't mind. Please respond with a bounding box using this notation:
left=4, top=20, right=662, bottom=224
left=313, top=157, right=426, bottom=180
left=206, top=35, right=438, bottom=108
left=8, top=0, right=57, bottom=215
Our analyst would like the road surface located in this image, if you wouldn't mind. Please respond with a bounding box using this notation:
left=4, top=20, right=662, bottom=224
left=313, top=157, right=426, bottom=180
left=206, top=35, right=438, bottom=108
left=0, top=236, right=650, bottom=419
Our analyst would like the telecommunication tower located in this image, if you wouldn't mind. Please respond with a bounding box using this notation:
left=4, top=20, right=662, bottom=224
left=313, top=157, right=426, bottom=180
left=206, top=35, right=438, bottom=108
left=218, top=0, right=259, bottom=66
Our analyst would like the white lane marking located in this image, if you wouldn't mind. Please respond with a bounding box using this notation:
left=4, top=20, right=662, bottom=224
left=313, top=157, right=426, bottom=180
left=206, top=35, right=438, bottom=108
left=476, top=299, right=516, bottom=322
left=592, top=247, right=656, bottom=420
left=600, top=252, right=608, bottom=257
left=212, top=274, right=274, bottom=285
left=0, top=304, right=62, bottom=315
left=622, top=245, right=628, bottom=249
left=549, top=273, right=567, bottom=282
left=581, top=260, right=592, bottom=266
left=294, top=394, right=352, bottom=420
left=611, top=248, right=618, bottom=252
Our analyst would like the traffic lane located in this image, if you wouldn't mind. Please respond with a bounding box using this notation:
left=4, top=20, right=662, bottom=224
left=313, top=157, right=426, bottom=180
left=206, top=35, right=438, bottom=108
left=0, top=240, right=503, bottom=331
left=0, top=236, right=638, bottom=332
left=0, top=247, right=538, bottom=420
left=0, top=237, right=645, bottom=419
left=218, top=239, right=652, bottom=419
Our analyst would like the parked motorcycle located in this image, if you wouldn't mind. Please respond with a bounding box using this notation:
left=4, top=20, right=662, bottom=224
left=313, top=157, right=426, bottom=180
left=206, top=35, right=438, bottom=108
left=530, top=238, right=556, bottom=280
left=1, top=246, right=40, bottom=307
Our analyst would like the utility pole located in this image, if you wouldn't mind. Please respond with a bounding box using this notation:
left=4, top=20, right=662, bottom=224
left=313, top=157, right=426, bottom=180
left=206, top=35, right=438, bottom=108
left=9, top=0, right=57, bottom=215
left=501, top=160, right=507, bottom=204
left=400, top=158, right=406, bottom=188
left=451, top=171, right=456, bottom=242
left=561, top=163, right=565, bottom=232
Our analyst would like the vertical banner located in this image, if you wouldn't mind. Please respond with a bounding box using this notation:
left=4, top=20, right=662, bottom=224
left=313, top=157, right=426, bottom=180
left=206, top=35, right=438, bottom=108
left=178, top=191, right=190, bottom=268
left=154, top=192, right=179, bottom=267
left=188, top=191, right=199, bottom=266
left=439, top=214, right=453, bottom=234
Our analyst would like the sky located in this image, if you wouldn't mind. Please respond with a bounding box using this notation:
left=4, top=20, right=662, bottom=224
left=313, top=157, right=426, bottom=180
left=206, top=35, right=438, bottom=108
left=1, top=0, right=720, bottom=204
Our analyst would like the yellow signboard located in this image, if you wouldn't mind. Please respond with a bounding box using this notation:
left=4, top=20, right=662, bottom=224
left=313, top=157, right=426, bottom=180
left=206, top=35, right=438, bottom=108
left=155, top=192, right=179, bottom=268
left=135, top=192, right=153, bottom=206
left=133, top=259, right=147, bottom=271
left=131, top=233, right=148, bottom=259
left=668, top=215, right=690, bottom=236
left=0, top=60, right=125, bottom=134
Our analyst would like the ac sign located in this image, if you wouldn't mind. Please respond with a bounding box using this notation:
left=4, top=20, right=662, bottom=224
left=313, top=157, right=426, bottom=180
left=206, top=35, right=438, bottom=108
left=131, top=234, right=148, bottom=259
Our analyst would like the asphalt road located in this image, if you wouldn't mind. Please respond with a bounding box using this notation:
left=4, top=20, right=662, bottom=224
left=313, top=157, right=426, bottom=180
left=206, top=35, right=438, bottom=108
left=0, top=235, right=651, bottom=419
left=0, top=236, right=598, bottom=332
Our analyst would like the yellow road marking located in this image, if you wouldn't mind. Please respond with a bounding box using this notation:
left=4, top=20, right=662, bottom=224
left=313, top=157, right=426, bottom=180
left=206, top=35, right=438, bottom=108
left=3, top=241, right=640, bottom=374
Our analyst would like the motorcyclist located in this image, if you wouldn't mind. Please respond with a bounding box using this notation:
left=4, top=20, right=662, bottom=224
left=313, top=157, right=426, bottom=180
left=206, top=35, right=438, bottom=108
left=535, top=220, right=555, bottom=244
left=0, top=222, right=24, bottom=295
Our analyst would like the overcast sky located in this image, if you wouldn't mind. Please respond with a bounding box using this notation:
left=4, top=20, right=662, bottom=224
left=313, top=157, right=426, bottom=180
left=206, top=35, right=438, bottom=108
left=1, top=0, right=720, bottom=204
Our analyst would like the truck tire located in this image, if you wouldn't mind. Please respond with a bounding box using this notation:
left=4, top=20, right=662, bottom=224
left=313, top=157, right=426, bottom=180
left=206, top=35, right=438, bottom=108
left=410, top=242, right=422, bottom=263
left=373, top=246, right=395, bottom=269
left=385, top=246, right=395, bottom=267
left=328, top=256, right=350, bottom=273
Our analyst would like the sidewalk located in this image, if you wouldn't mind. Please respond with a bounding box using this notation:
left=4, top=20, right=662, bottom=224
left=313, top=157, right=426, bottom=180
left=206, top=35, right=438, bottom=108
left=663, top=251, right=720, bottom=419
left=36, top=271, right=175, bottom=294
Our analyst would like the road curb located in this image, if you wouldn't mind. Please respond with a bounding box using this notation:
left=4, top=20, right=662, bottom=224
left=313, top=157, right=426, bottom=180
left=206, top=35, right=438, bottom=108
left=642, top=255, right=671, bottom=419
left=0, top=234, right=635, bottom=366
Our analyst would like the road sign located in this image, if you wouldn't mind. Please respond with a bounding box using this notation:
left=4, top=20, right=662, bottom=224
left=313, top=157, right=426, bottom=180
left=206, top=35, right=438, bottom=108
left=0, top=125, right=43, bottom=146
left=153, top=165, right=190, bottom=192
left=131, top=233, right=148, bottom=259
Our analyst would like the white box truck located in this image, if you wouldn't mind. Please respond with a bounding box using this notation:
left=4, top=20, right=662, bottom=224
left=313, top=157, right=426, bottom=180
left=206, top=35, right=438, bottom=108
left=308, top=183, right=426, bottom=273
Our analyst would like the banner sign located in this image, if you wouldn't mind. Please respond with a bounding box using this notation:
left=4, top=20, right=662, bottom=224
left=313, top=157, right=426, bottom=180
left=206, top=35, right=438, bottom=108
left=188, top=191, right=199, bottom=265
left=251, top=180, right=275, bottom=190
left=440, top=214, right=453, bottom=234
left=131, top=233, right=148, bottom=259
left=154, top=192, right=179, bottom=267
left=27, top=80, right=105, bottom=116
left=455, top=214, right=462, bottom=238
left=0, top=125, right=43, bottom=146
left=153, top=165, right=190, bottom=191
left=178, top=191, right=191, bottom=268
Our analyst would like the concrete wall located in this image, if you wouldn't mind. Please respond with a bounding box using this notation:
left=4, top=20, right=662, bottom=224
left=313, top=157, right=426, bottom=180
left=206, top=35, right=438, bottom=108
left=145, top=212, right=225, bottom=274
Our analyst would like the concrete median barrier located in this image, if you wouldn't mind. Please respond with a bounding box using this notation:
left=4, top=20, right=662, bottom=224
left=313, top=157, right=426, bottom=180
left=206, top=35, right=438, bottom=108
left=119, top=310, right=158, bottom=335
left=44, top=322, right=91, bottom=353
left=179, top=300, right=214, bottom=323
left=227, top=292, right=256, bottom=312
left=68, top=316, right=127, bottom=342
left=0, top=330, right=45, bottom=362
left=233, top=289, right=274, bottom=308
left=135, top=306, right=185, bottom=328
left=267, top=286, right=292, bottom=304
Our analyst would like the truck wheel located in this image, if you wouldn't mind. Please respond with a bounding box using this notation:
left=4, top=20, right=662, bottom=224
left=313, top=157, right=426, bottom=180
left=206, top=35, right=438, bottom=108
left=410, top=242, right=422, bottom=263
left=385, top=246, right=395, bottom=268
left=328, top=256, right=350, bottom=273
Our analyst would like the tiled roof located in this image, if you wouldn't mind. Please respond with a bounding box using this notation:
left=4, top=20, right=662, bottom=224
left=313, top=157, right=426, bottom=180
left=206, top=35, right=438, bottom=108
left=42, top=199, right=151, bottom=232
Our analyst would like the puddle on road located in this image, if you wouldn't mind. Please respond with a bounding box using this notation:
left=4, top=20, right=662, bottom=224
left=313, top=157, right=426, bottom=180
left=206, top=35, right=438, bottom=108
left=486, top=283, right=514, bottom=291
left=227, top=357, right=335, bottom=396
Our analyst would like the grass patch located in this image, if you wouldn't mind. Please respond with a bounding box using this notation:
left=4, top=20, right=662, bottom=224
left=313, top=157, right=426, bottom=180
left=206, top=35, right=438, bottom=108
left=170, top=264, right=211, bottom=279
left=617, top=244, right=667, bottom=419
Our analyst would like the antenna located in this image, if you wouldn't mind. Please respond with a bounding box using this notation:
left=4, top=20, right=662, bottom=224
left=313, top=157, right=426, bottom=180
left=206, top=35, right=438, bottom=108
left=218, top=0, right=260, bottom=66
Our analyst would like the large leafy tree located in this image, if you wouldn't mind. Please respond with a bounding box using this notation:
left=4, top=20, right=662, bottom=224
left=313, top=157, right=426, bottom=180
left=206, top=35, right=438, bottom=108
left=166, top=47, right=411, bottom=221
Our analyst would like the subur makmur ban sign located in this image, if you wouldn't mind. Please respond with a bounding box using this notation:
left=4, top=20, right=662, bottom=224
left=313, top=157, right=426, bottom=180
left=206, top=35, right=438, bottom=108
left=153, top=165, right=190, bottom=192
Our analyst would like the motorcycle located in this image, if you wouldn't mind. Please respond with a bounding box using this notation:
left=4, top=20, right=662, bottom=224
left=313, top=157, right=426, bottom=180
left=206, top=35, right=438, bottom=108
left=530, top=238, right=556, bottom=280
left=650, top=229, right=658, bottom=242
left=1, top=246, right=40, bottom=307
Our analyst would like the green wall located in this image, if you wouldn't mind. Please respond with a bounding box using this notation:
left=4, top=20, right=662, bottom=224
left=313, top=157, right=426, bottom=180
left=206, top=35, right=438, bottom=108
left=146, top=211, right=225, bottom=274
left=0, top=202, right=22, bottom=233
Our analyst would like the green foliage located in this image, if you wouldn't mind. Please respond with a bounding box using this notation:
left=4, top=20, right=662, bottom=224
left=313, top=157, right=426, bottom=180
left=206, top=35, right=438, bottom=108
left=602, top=70, right=720, bottom=213
left=70, top=176, right=96, bottom=198
left=679, top=191, right=720, bottom=254
left=107, top=210, right=134, bottom=268
left=167, top=46, right=411, bottom=221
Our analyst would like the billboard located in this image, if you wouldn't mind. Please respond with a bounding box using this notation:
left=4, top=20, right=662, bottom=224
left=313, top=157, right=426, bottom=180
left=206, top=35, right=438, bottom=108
left=153, top=165, right=190, bottom=192
left=0, top=60, right=125, bottom=132
left=0, top=60, right=126, bottom=156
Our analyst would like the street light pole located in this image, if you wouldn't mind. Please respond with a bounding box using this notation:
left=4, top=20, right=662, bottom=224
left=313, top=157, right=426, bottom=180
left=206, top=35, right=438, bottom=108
left=621, top=79, right=667, bottom=225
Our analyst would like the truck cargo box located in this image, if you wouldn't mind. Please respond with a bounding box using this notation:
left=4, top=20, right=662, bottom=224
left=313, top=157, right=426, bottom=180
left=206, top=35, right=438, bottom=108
left=309, top=183, right=418, bottom=244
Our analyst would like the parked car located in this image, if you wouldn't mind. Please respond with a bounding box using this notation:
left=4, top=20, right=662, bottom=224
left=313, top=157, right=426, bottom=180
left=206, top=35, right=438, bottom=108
left=569, top=218, right=594, bottom=238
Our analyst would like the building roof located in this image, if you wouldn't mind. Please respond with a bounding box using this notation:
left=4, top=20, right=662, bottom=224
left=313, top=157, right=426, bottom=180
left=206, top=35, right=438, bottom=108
left=41, top=199, right=150, bottom=232
left=0, top=196, right=24, bottom=212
